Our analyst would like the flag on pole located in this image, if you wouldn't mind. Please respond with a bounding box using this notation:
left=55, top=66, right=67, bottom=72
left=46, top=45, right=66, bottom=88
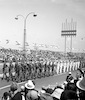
left=6, top=39, right=9, bottom=44
left=16, top=41, right=20, bottom=45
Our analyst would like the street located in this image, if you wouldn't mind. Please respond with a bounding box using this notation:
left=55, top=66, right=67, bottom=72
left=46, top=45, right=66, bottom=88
left=0, top=69, right=77, bottom=99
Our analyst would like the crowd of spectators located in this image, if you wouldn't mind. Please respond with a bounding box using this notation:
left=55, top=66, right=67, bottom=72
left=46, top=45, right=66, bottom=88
left=0, top=48, right=85, bottom=63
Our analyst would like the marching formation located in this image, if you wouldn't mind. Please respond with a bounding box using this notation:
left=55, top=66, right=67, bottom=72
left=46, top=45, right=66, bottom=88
left=1, top=59, right=81, bottom=82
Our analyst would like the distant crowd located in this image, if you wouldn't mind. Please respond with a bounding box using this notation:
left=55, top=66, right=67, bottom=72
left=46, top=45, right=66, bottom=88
left=0, top=48, right=85, bottom=63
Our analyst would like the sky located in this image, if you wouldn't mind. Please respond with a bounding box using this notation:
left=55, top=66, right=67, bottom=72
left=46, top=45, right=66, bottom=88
left=0, top=0, right=85, bottom=52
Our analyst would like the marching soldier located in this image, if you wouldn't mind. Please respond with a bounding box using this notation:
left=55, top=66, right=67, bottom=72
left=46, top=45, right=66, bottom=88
left=56, top=61, right=60, bottom=74
left=51, top=61, right=55, bottom=75
left=53, top=61, right=57, bottom=75
left=42, top=61, right=46, bottom=77
left=49, top=61, right=53, bottom=75
left=5, top=64, right=10, bottom=82
left=2, top=61, right=7, bottom=80
left=46, top=61, right=50, bottom=77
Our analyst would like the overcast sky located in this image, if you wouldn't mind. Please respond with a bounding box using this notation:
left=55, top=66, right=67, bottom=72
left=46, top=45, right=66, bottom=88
left=0, top=0, right=85, bottom=52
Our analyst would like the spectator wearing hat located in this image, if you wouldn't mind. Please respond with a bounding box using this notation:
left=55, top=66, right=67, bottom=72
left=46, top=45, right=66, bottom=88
left=25, top=80, right=39, bottom=100
left=76, top=77, right=85, bottom=100
left=25, top=80, right=35, bottom=91
left=66, top=72, right=74, bottom=83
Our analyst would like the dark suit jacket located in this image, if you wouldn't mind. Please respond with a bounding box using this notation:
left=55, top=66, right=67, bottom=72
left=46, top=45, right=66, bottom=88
left=11, top=92, right=22, bottom=100
left=60, top=90, right=78, bottom=100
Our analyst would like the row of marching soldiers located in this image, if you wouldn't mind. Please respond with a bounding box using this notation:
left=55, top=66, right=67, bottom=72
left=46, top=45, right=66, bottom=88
left=2, top=59, right=81, bottom=82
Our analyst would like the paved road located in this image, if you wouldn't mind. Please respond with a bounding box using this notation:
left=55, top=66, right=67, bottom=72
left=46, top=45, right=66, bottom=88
left=0, top=70, right=77, bottom=99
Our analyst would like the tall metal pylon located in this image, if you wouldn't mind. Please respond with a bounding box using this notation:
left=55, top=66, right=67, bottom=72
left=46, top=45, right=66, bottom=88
left=61, top=19, right=77, bottom=53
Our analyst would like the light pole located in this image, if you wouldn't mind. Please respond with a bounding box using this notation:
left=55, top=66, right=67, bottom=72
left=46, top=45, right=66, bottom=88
left=15, top=12, right=37, bottom=58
